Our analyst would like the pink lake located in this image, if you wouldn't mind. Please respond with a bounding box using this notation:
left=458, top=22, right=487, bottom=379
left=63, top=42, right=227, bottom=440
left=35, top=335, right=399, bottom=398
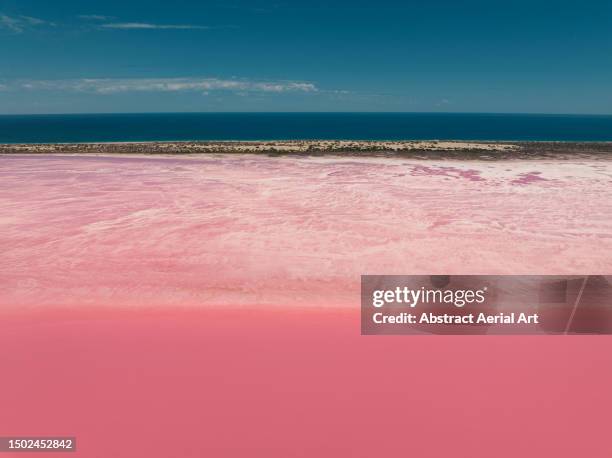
left=1, top=154, right=612, bottom=457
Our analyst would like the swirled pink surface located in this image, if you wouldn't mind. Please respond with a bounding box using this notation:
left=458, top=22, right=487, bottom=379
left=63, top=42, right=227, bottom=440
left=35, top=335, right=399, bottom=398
left=2, top=154, right=611, bottom=308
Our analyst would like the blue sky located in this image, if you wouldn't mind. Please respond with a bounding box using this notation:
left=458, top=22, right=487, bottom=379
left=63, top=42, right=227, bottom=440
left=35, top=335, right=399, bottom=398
left=1, top=0, right=611, bottom=114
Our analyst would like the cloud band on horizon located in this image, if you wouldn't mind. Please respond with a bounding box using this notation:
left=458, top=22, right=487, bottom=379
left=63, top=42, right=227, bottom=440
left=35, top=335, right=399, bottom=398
left=99, top=22, right=210, bottom=30
left=9, top=77, right=319, bottom=94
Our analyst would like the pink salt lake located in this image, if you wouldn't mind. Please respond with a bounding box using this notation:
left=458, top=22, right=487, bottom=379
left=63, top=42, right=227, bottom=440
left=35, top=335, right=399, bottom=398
left=1, top=154, right=611, bottom=458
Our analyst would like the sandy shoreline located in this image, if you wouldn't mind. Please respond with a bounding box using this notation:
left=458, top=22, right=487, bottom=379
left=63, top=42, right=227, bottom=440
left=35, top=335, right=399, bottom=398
left=1, top=140, right=612, bottom=159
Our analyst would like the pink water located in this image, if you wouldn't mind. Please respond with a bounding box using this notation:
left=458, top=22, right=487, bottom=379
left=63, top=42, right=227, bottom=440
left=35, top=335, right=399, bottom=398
left=1, top=154, right=612, bottom=457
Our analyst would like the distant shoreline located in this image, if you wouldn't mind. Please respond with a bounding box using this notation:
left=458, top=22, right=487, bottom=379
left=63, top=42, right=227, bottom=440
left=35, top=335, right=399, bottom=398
left=1, top=140, right=611, bottom=160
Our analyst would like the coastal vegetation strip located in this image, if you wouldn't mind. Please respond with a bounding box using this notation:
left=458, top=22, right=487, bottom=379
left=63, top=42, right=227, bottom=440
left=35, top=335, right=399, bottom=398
left=1, top=140, right=611, bottom=159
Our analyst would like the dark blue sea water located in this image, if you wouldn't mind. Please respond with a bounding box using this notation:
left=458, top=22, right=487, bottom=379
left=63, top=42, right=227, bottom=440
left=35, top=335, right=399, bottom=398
left=0, top=113, right=611, bottom=143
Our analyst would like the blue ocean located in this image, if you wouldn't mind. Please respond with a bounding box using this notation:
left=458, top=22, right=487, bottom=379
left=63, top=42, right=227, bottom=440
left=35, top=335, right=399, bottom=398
left=0, top=112, right=611, bottom=143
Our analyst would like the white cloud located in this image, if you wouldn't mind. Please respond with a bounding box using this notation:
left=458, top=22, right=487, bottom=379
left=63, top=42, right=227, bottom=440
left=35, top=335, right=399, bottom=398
left=12, top=77, right=319, bottom=94
left=0, top=13, right=53, bottom=32
left=20, top=15, right=49, bottom=26
left=1, top=13, right=217, bottom=33
left=78, top=14, right=113, bottom=21
left=100, top=22, right=209, bottom=30
left=0, top=14, right=25, bottom=32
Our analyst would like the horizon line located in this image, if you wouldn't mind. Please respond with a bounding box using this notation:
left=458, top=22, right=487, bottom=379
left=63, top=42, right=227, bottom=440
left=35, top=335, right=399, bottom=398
left=2, top=111, right=612, bottom=117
